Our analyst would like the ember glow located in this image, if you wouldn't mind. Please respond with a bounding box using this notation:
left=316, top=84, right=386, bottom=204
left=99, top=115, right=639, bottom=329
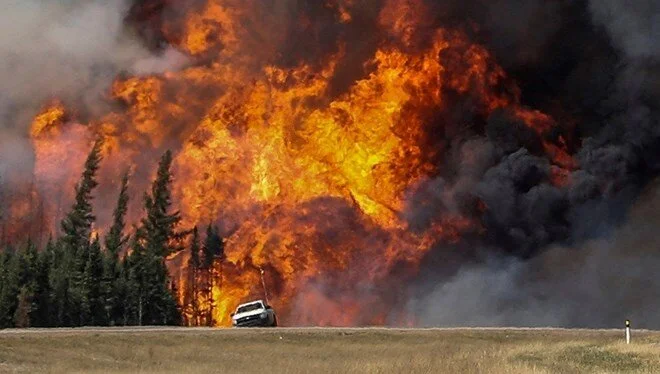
left=9, top=0, right=578, bottom=326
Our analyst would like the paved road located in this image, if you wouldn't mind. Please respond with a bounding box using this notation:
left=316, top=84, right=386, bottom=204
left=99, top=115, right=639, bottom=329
left=0, top=326, right=647, bottom=334
left=0, top=326, right=216, bottom=334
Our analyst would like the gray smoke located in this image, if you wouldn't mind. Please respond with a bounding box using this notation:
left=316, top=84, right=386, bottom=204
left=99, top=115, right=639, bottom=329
left=0, top=0, right=187, bottom=185
left=411, top=181, right=660, bottom=328
left=589, top=0, right=660, bottom=60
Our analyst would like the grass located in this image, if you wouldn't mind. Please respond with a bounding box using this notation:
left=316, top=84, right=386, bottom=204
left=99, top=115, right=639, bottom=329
left=0, top=327, right=659, bottom=373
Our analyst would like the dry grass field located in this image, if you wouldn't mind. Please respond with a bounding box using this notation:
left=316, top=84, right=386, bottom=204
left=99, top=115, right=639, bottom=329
left=1, top=327, right=659, bottom=373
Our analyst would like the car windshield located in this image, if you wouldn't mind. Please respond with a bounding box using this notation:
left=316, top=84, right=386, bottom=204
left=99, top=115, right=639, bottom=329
left=236, top=302, right=262, bottom=314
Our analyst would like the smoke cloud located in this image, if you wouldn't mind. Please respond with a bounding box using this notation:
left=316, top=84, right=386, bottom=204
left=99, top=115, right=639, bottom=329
left=407, top=0, right=660, bottom=328
left=0, top=0, right=186, bottom=183
left=590, top=0, right=660, bottom=60
left=411, top=181, right=660, bottom=328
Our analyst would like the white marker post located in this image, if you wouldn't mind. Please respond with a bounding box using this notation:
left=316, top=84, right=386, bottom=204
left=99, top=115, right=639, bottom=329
left=625, top=319, right=631, bottom=344
left=259, top=267, right=270, bottom=306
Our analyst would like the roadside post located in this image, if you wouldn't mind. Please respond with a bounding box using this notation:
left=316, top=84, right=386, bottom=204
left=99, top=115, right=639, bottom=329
left=625, top=319, right=631, bottom=344
left=259, top=267, right=270, bottom=305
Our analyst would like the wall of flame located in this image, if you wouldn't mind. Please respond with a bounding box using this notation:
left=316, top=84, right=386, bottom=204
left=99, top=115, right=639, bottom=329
left=18, top=0, right=575, bottom=326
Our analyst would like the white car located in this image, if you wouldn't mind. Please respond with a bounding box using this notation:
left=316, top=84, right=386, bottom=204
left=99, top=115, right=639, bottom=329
left=231, top=300, right=278, bottom=327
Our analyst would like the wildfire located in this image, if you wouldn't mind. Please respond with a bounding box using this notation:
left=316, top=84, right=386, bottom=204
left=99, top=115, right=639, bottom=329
left=19, top=0, right=574, bottom=326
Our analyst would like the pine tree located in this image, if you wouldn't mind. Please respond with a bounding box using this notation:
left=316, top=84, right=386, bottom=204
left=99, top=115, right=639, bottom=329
left=141, top=151, right=183, bottom=257
left=111, top=259, right=128, bottom=326
left=0, top=246, right=18, bottom=328
left=125, top=231, right=146, bottom=325
left=55, top=139, right=103, bottom=326
left=103, top=172, right=130, bottom=325
left=101, top=252, right=124, bottom=326
left=118, top=254, right=132, bottom=326
left=49, top=239, right=69, bottom=327
left=15, top=240, right=39, bottom=327
left=123, top=152, right=183, bottom=326
left=31, top=238, right=54, bottom=327
left=81, top=235, right=104, bottom=325
left=134, top=151, right=182, bottom=325
left=105, top=172, right=130, bottom=256
left=141, top=252, right=179, bottom=325
left=61, top=139, right=103, bottom=258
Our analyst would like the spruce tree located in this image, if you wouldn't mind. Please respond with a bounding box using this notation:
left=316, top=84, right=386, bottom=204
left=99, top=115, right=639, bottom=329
left=139, top=151, right=182, bottom=325
left=56, top=139, right=103, bottom=326
left=61, top=139, right=103, bottom=258
left=103, top=172, right=130, bottom=325
left=105, top=172, right=130, bottom=256
left=125, top=151, right=183, bottom=326
left=0, top=246, right=18, bottom=328
left=126, top=230, right=146, bottom=325
left=49, top=239, right=69, bottom=327
left=111, top=259, right=128, bottom=326
left=141, top=250, right=179, bottom=325
left=13, top=240, right=38, bottom=327
left=31, top=238, right=54, bottom=327
left=81, top=235, right=104, bottom=325
left=142, top=150, right=183, bottom=257
left=118, top=253, right=133, bottom=326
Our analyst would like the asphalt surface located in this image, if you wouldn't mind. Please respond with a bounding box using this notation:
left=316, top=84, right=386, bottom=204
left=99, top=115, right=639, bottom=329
left=0, top=326, right=649, bottom=334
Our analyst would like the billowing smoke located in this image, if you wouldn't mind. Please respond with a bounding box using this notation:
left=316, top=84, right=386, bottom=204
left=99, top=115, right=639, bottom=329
left=408, top=0, right=660, bottom=328
left=410, top=182, right=660, bottom=328
left=0, top=0, right=186, bottom=183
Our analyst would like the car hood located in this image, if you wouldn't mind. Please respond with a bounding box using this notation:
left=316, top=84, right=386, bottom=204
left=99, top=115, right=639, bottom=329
left=233, top=309, right=265, bottom=320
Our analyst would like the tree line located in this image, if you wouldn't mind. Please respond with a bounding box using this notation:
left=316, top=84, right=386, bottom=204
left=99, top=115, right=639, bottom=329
left=0, top=141, right=225, bottom=328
